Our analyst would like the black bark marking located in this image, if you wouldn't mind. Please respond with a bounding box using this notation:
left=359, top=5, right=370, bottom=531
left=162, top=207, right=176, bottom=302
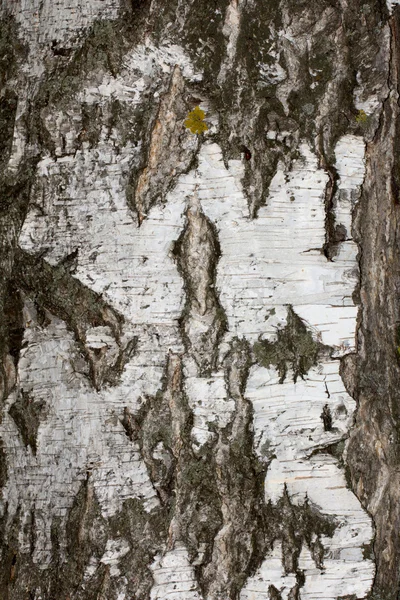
left=0, top=440, right=7, bottom=491
left=14, top=248, right=122, bottom=337
left=9, top=390, right=46, bottom=455
left=267, top=488, right=337, bottom=575
left=3, top=281, right=24, bottom=368
left=0, top=90, right=18, bottom=169
left=163, top=354, right=223, bottom=578
left=133, top=354, right=223, bottom=586
left=122, top=394, right=176, bottom=506
left=321, top=404, right=333, bottom=432
left=79, top=102, right=103, bottom=149
left=321, top=162, right=341, bottom=261
left=200, top=338, right=268, bottom=599
left=108, top=498, right=169, bottom=600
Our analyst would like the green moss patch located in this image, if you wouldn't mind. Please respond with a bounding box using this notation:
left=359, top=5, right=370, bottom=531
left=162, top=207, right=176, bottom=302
left=253, top=306, right=329, bottom=383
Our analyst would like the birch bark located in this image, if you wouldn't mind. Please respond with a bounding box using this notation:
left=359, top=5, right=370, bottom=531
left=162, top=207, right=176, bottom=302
left=0, top=1, right=398, bottom=599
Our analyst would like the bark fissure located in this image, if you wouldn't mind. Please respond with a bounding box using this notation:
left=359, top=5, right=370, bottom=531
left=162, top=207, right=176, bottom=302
left=129, top=65, right=199, bottom=225
left=173, top=194, right=227, bottom=376
left=201, top=338, right=267, bottom=600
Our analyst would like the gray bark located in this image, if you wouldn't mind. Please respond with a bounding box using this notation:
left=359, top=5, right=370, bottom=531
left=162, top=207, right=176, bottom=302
left=0, top=1, right=399, bottom=599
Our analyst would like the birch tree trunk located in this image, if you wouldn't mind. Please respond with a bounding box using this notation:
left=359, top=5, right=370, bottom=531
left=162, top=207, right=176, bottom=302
left=0, top=0, right=399, bottom=598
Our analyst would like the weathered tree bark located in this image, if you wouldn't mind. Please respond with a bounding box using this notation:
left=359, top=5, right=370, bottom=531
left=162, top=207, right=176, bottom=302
left=0, top=0, right=399, bottom=598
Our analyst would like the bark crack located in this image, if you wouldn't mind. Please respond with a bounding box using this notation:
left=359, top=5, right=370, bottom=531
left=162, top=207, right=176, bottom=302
left=129, top=65, right=199, bottom=225
left=173, top=193, right=227, bottom=376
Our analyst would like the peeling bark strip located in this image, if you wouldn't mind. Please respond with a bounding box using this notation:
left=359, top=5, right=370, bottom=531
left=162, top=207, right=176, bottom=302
left=0, top=0, right=398, bottom=598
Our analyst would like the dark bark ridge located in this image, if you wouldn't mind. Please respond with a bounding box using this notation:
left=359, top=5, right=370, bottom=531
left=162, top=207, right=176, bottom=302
left=173, top=198, right=227, bottom=376
left=345, top=6, right=400, bottom=600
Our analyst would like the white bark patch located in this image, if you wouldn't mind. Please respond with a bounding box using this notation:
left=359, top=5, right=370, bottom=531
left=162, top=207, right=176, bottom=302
left=184, top=374, right=235, bottom=448
left=245, top=540, right=373, bottom=600
left=245, top=364, right=373, bottom=596
left=299, top=543, right=374, bottom=600
left=1, top=306, right=158, bottom=566
left=195, top=142, right=358, bottom=348
left=295, top=134, right=365, bottom=355
left=1, top=0, right=119, bottom=47
left=126, top=42, right=203, bottom=83
left=265, top=455, right=373, bottom=546
left=240, top=541, right=297, bottom=600
left=20, top=145, right=186, bottom=327
left=246, top=363, right=355, bottom=465
left=78, top=42, right=202, bottom=106
left=150, top=545, right=203, bottom=600
left=387, top=0, right=400, bottom=13
left=175, top=141, right=374, bottom=597
left=100, top=538, right=130, bottom=577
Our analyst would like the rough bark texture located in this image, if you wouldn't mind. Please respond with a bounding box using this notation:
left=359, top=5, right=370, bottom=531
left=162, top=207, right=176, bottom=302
left=0, top=0, right=399, bottom=599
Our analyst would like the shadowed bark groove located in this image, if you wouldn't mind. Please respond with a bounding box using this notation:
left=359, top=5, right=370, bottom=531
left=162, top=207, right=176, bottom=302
left=8, top=389, right=46, bottom=455
left=201, top=338, right=267, bottom=599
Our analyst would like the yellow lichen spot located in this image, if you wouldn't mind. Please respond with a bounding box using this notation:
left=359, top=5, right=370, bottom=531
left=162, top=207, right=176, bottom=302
left=355, top=109, right=368, bottom=124
left=184, top=106, right=208, bottom=134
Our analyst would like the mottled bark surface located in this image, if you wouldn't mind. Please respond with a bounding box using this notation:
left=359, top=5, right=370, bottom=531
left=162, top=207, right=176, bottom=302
left=0, top=0, right=399, bottom=599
